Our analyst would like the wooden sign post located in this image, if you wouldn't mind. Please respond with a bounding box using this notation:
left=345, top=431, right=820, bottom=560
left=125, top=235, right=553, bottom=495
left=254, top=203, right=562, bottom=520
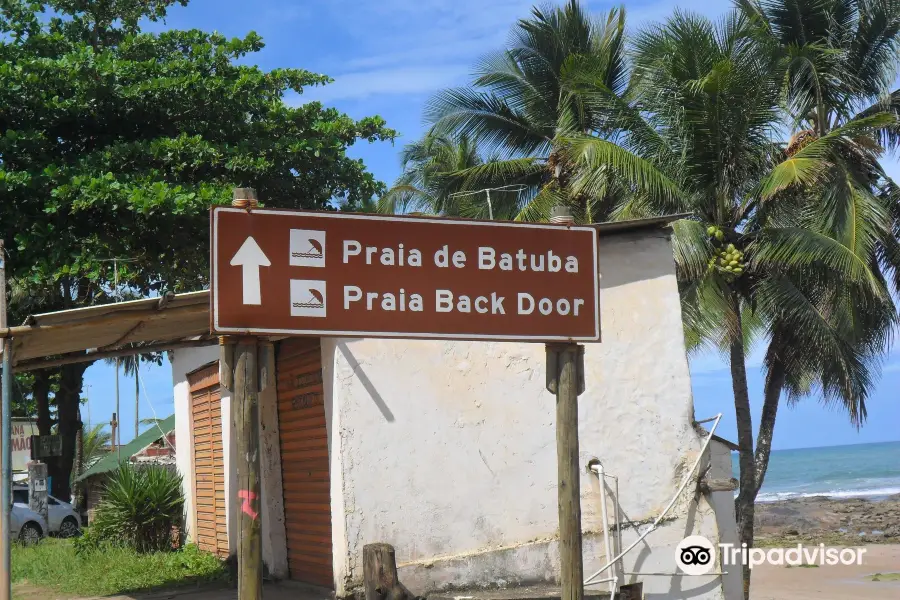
left=547, top=343, right=586, bottom=600
left=211, top=197, right=600, bottom=600
left=224, top=188, right=263, bottom=600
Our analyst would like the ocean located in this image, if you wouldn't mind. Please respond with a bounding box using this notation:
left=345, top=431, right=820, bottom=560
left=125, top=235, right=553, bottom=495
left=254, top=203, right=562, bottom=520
left=731, top=441, right=900, bottom=502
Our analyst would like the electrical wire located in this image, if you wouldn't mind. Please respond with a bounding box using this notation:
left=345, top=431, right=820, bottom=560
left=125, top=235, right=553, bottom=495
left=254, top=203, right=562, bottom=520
left=136, top=365, right=176, bottom=452
left=584, top=414, right=723, bottom=586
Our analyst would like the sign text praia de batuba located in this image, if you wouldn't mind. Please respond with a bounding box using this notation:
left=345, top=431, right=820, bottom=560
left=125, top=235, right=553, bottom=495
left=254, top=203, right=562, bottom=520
left=211, top=207, right=599, bottom=341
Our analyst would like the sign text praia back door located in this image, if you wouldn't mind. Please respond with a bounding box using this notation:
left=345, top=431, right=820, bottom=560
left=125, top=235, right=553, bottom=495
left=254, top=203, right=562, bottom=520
left=211, top=207, right=599, bottom=342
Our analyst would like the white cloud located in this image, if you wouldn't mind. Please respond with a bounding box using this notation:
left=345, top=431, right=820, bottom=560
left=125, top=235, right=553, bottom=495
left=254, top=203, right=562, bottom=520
left=297, top=65, right=469, bottom=104
left=291, top=0, right=534, bottom=101
left=295, top=0, right=736, bottom=102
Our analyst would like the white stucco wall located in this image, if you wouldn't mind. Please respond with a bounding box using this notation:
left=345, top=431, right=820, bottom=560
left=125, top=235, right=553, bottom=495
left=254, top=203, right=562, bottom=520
left=326, top=230, right=729, bottom=599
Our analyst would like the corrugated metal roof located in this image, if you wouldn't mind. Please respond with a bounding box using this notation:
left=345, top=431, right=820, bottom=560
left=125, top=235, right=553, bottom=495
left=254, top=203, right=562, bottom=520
left=76, top=414, right=176, bottom=481
left=3, top=291, right=212, bottom=368
left=592, top=213, right=692, bottom=234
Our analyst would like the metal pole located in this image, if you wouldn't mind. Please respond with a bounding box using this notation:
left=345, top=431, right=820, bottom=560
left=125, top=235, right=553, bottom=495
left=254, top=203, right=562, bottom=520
left=134, top=361, right=139, bottom=439
left=596, top=463, right=616, bottom=598
left=115, top=358, right=120, bottom=453
left=486, top=189, right=493, bottom=220
left=1, top=239, right=11, bottom=600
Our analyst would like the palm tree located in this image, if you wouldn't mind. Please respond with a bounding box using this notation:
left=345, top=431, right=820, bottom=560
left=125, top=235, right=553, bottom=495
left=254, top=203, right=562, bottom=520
left=380, top=132, right=484, bottom=216
left=591, top=7, right=899, bottom=597
left=409, top=6, right=898, bottom=599
left=104, top=349, right=160, bottom=441
left=425, top=1, right=674, bottom=221
left=80, top=422, right=112, bottom=471
left=71, top=421, right=112, bottom=508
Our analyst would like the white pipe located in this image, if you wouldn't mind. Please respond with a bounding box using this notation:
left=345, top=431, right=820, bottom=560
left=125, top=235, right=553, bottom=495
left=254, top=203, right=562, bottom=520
left=612, top=475, right=624, bottom=579
left=583, top=413, right=723, bottom=586
left=596, top=463, right=616, bottom=599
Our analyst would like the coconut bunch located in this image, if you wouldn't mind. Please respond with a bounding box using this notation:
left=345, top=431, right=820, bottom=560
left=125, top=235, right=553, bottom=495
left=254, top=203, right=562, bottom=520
left=706, top=226, right=745, bottom=280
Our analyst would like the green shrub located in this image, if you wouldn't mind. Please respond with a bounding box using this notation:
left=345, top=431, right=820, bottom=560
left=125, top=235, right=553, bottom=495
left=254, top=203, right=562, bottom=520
left=80, top=463, right=184, bottom=553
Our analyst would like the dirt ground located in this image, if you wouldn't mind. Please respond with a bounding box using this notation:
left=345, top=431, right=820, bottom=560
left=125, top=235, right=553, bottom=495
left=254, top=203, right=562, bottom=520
left=751, top=543, right=900, bottom=600
left=12, top=581, right=332, bottom=600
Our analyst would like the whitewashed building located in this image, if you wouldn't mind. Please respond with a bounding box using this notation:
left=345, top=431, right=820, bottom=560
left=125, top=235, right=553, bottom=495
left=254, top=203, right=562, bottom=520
left=170, top=216, right=741, bottom=600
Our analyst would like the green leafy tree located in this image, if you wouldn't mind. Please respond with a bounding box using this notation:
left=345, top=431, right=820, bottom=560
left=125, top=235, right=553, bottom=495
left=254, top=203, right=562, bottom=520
left=0, top=0, right=394, bottom=499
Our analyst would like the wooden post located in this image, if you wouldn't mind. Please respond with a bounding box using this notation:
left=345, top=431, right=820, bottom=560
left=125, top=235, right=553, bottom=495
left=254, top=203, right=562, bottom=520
left=547, top=343, right=585, bottom=600
left=232, top=179, right=263, bottom=600
left=233, top=337, right=262, bottom=600
left=363, top=543, right=398, bottom=600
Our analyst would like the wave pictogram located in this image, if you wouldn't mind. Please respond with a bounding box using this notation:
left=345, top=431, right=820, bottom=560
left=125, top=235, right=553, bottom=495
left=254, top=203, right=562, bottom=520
left=291, top=238, right=323, bottom=259
left=292, top=288, right=324, bottom=309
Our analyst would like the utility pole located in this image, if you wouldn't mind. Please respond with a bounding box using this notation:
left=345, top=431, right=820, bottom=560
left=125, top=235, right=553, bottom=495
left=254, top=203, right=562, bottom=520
left=84, top=384, right=91, bottom=425
left=0, top=239, right=12, bottom=600
left=226, top=188, right=263, bottom=600
left=110, top=413, right=118, bottom=462
left=134, top=360, right=139, bottom=438
left=114, top=358, right=120, bottom=449
left=546, top=206, right=586, bottom=600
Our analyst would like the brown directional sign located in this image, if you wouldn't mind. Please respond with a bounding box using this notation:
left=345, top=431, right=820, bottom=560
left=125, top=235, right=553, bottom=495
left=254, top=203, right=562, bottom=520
left=211, top=207, right=599, bottom=341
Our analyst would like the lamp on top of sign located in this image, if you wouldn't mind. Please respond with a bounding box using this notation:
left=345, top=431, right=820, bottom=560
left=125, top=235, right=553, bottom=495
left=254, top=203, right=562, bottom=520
left=211, top=207, right=600, bottom=342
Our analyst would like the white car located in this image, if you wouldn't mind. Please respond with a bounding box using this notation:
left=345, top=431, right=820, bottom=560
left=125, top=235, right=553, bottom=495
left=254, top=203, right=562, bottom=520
left=13, top=486, right=81, bottom=538
left=9, top=503, right=47, bottom=545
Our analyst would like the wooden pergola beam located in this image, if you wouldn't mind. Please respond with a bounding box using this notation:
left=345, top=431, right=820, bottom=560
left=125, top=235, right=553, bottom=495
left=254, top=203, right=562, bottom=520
left=13, top=336, right=217, bottom=372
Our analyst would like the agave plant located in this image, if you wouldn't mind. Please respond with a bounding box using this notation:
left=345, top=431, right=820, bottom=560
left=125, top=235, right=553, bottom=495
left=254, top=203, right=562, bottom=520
left=87, top=463, right=184, bottom=553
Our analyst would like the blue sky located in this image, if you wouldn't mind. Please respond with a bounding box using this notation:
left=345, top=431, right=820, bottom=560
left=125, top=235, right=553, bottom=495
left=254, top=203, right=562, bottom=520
left=81, top=0, right=900, bottom=450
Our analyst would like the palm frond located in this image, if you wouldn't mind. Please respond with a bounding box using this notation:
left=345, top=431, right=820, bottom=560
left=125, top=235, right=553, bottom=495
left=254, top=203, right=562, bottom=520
left=564, top=135, right=686, bottom=212
left=752, top=226, right=888, bottom=296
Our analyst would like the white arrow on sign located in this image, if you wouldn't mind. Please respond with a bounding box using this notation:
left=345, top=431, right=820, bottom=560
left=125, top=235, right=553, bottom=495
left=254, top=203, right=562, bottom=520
left=230, top=236, right=271, bottom=305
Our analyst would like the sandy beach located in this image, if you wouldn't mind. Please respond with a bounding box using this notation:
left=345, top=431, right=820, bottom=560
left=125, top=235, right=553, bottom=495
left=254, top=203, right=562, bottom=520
left=751, top=543, right=900, bottom=599
left=750, top=495, right=900, bottom=599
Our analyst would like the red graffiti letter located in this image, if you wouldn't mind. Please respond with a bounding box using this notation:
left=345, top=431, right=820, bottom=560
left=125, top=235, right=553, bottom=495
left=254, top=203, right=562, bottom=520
left=238, top=489, right=259, bottom=520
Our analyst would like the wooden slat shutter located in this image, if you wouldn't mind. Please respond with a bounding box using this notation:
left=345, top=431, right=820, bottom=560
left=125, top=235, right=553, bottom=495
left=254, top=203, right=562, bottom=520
left=277, top=338, right=333, bottom=588
left=189, top=363, right=228, bottom=557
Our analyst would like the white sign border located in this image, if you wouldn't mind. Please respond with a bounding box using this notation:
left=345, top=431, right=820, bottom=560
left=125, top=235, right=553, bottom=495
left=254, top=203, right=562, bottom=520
left=212, top=207, right=600, bottom=342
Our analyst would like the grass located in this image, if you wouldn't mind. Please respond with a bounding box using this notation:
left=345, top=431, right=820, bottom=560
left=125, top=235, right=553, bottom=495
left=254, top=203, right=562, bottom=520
left=12, top=538, right=230, bottom=597
left=870, top=572, right=900, bottom=582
